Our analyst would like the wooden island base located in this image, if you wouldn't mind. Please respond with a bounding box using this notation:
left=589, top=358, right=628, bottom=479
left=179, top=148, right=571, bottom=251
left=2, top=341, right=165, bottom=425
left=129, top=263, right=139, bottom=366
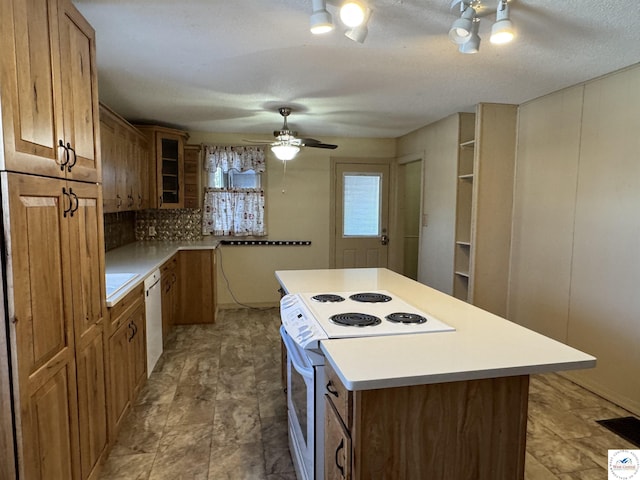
left=326, top=368, right=529, bottom=480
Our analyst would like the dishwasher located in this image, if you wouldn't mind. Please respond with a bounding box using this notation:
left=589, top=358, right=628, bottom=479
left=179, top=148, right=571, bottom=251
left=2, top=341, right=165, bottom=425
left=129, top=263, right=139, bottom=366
left=144, top=269, right=162, bottom=377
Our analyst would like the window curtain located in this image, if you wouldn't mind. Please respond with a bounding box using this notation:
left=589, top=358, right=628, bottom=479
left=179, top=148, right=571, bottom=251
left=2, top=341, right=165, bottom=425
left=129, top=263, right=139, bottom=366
left=202, top=145, right=267, bottom=236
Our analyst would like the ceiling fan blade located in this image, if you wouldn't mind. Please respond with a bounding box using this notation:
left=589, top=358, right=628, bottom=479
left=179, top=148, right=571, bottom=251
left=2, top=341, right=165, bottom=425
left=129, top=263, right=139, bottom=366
left=243, top=139, right=272, bottom=144
left=300, top=138, right=338, bottom=149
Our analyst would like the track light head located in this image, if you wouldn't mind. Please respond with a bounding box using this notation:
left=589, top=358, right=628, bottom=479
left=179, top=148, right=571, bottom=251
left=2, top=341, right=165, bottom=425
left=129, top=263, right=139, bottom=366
left=310, top=0, right=334, bottom=34
left=345, top=7, right=371, bottom=43
left=340, top=1, right=367, bottom=28
left=459, top=18, right=480, bottom=53
left=490, top=0, right=514, bottom=44
left=449, top=5, right=476, bottom=45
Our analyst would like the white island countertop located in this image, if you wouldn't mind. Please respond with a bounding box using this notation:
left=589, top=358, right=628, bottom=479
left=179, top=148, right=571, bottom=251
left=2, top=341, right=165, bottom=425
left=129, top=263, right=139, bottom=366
left=275, top=268, right=596, bottom=391
left=105, top=238, right=219, bottom=306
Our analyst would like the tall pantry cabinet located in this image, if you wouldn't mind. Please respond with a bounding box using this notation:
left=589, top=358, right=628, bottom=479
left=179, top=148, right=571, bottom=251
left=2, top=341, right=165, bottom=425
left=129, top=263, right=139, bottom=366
left=0, top=0, right=107, bottom=479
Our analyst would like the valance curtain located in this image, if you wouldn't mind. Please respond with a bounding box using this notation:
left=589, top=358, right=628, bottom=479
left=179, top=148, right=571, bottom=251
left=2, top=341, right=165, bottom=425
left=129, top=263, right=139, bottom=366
left=202, top=145, right=267, bottom=237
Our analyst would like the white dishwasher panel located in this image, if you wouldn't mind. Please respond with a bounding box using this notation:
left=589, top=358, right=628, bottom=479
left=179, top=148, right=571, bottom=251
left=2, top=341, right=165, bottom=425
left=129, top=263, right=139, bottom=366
left=144, top=269, right=163, bottom=376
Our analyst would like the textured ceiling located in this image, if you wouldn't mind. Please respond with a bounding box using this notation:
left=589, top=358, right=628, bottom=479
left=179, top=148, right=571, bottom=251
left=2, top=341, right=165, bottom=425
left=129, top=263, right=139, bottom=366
left=75, top=0, right=640, bottom=139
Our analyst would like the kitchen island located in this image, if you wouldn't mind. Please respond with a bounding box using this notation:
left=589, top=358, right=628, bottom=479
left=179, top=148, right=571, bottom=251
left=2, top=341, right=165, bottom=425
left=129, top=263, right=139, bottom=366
left=276, top=268, right=596, bottom=480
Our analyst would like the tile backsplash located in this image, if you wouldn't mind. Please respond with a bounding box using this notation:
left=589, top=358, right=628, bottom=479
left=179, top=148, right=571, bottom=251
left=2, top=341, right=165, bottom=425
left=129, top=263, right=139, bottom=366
left=104, top=209, right=203, bottom=251
left=104, top=211, right=136, bottom=251
left=136, top=208, right=203, bottom=241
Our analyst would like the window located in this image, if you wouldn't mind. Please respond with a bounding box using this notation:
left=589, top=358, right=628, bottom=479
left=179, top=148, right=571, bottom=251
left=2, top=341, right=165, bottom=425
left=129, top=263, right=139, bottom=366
left=209, top=168, right=262, bottom=189
left=202, top=146, right=266, bottom=237
left=343, top=173, right=382, bottom=237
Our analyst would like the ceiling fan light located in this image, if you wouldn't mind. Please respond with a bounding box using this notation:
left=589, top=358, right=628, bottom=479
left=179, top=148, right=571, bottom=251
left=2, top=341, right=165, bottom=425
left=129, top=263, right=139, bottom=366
left=271, top=144, right=300, bottom=161
left=448, top=6, right=476, bottom=45
left=310, top=0, right=334, bottom=34
left=340, top=1, right=366, bottom=28
left=490, top=1, right=514, bottom=44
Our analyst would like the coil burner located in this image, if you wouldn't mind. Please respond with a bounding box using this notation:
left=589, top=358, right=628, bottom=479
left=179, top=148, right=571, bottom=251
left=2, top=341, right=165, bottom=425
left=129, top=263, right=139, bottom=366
left=330, top=313, right=382, bottom=327
left=349, top=292, right=393, bottom=303
left=311, top=294, right=346, bottom=303
left=386, top=312, right=428, bottom=324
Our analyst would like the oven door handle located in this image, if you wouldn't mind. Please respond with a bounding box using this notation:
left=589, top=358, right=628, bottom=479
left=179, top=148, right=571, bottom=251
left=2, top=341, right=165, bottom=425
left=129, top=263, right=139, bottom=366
left=280, top=325, right=314, bottom=379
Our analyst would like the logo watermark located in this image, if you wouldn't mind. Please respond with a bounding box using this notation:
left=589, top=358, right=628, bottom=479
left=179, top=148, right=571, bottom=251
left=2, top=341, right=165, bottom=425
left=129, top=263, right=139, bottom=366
left=609, top=450, right=640, bottom=479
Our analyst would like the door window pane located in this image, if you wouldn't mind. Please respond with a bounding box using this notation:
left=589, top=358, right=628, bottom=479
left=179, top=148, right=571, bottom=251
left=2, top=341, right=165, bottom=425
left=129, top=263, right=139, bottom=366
left=343, top=173, right=381, bottom=236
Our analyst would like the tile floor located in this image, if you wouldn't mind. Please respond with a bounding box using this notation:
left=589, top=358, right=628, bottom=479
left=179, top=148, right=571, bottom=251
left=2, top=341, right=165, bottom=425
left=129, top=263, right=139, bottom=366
left=99, top=307, right=637, bottom=480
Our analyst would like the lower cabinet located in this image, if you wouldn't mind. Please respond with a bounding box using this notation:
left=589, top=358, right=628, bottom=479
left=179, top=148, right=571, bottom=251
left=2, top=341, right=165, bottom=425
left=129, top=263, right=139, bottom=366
left=324, top=364, right=529, bottom=480
left=75, top=329, right=108, bottom=480
left=106, top=286, right=146, bottom=439
left=161, top=255, right=180, bottom=344
left=179, top=249, right=216, bottom=325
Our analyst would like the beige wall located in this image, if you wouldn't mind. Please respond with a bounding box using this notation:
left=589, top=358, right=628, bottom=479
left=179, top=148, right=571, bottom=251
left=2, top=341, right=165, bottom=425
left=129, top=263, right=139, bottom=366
left=188, top=131, right=395, bottom=306
left=508, top=64, right=640, bottom=415
left=396, top=114, right=466, bottom=294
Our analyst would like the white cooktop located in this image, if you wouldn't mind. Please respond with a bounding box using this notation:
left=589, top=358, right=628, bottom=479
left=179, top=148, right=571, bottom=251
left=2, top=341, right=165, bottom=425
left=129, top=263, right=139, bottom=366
left=280, top=290, right=456, bottom=349
left=300, top=290, right=455, bottom=338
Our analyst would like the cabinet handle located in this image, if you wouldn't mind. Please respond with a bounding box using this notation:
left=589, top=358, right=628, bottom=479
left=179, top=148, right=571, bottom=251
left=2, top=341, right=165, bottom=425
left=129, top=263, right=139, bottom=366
left=66, top=143, right=77, bottom=172
left=58, top=140, right=69, bottom=171
left=62, top=187, right=72, bottom=218
left=159, top=195, right=163, bottom=207
left=326, top=381, right=339, bottom=398
left=335, top=438, right=345, bottom=477
left=128, top=322, right=135, bottom=342
left=132, top=321, right=138, bottom=336
left=69, top=188, right=79, bottom=217
left=138, top=194, right=142, bottom=208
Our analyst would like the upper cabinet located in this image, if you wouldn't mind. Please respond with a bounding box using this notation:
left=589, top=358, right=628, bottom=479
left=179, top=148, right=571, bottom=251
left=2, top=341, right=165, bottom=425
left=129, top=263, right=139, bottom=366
left=100, top=104, right=149, bottom=212
left=136, top=126, right=189, bottom=209
left=183, top=145, right=203, bottom=209
left=453, top=103, right=518, bottom=317
left=0, top=0, right=100, bottom=183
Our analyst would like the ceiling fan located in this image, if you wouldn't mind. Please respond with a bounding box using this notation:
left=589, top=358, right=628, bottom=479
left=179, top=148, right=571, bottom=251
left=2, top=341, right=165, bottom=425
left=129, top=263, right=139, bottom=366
left=247, top=107, right=338, bottom=161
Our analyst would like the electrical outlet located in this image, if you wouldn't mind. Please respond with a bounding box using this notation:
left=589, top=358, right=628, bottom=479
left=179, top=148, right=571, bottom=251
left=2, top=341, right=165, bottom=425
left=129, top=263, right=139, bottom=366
left=148, top=226, right=156, bottom=237
left=422, top=214, right=429, bottom=227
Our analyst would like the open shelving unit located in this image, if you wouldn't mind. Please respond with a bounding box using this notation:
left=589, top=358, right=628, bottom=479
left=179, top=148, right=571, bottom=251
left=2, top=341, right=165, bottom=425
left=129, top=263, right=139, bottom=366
left=451, top=104, right=518, bottom=314
left=453, top=135, right=475, bottom=301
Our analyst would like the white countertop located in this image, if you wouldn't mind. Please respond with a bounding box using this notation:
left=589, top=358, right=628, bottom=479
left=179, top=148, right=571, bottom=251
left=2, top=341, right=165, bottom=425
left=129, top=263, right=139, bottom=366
left=105, top=238, right=219, bottom=306
left=275, top=268, right=596, bottom=391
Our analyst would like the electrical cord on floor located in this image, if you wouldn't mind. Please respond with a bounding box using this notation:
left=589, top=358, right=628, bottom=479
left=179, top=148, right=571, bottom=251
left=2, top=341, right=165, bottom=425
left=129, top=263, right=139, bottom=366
left=217, top=246, right=276, bottom=311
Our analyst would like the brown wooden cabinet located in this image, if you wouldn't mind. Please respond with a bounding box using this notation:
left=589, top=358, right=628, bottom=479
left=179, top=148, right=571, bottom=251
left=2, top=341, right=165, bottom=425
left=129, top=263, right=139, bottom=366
left=0, top=0, right=100, bottom=183
left=323, top=363, right=529, bottom=480
left=2, top=173, right=108, bottom=480
left=178, top=250, right=216, bottom=325
left=106, top=286, right=146, bottom=439
left=183, top=144, right=202, bottom=209
left=161, top=255, right=180, bottom=344
left=100, top=104, right=149, bottom=212
left=136, top=126, right=189, bottom=209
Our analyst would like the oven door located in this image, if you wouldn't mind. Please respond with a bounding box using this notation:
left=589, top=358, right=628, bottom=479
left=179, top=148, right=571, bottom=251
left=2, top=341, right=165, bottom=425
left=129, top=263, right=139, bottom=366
left=280, top=326, right=323, bottom=480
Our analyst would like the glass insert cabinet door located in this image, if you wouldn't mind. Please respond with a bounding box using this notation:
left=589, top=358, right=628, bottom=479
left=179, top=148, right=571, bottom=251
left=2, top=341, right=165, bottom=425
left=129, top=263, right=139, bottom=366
left=334, top=162, right=390, bottom=268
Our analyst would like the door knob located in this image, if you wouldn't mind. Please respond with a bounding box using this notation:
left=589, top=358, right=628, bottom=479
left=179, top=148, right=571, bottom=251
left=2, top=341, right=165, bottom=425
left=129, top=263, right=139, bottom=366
left=380, top=234, right=389, bottom=245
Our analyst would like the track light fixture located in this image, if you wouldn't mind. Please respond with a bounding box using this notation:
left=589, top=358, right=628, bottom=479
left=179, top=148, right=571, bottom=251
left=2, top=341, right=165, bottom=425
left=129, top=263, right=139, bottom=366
left=448, top=0, right=515, bottom=54
left=490, top=0, right=514, bottom=44
left=459, top=17, right=480, bottom=54
left=310, top=0, right=334, bottom=34
left=449, top=3, right=476, bottom=45
left=340, top=1, right=366, bottom=28
left=308, top=0, right=372, bottom=43
left=345, top=7, right=372, bottom=43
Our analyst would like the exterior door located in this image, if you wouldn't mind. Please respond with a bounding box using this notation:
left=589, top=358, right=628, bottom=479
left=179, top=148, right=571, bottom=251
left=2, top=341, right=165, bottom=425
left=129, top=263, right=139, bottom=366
left=334, top=162, right=390, bottom=268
